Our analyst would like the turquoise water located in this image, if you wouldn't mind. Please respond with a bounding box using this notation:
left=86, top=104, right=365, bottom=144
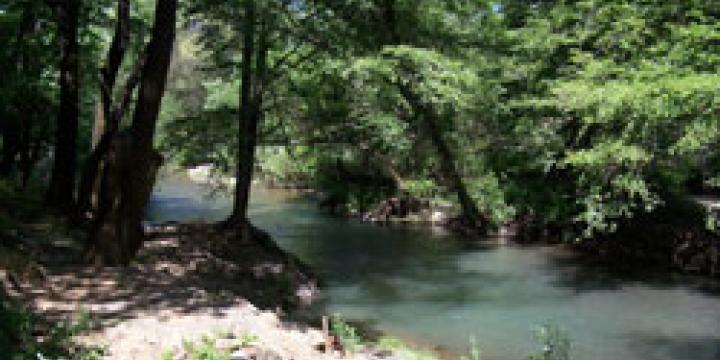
left=146, top=175, right=720, bottom=360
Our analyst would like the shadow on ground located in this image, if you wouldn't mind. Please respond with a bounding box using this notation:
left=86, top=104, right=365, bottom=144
left=9, top=224, right=317, bottom=329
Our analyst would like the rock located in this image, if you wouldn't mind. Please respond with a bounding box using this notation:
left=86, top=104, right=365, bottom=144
left=252, top=263, right=285, bottom=278
left=187, top=164, right=214, bottom=183
left=230, top=348, right=254, bottom=360
left=230, top=346, right=263, bottom=360
left=258, top=349, right=284, bottom=360
left=431, top=211, right=446, bottom=223
left=216, top=338, right=241, bottom=352
left=371, top=349, right=393, bottom=358
left=295, top=281, right=319, bottom=306
left=231, top=348, right=285, bottom=360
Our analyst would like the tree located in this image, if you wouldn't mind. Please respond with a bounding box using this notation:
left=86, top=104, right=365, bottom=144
left=224, top=0, right=263, bottom=233
left=1, top=1, right=39, bottom=183
left=45, top=0, right=80, bottom=210
left=76, top=0, right=133, bottom=219
left=178, top=0, right=348, bottom=237
left=156, top=0, right=717, bottom=243
left=494, top=0, right=720, bottom=236
left=86, top=0, right=177, bottom=265
left=311, top=0, right=500, bottom=227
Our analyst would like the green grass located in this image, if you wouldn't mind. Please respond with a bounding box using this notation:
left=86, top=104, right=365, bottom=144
left=330, top=314, right=572, bottom=360
left=330, top=314, right=444, bottom=359
left=168, top=330, right=259, bottom=360
left=182, top=336, right=232, bottom=360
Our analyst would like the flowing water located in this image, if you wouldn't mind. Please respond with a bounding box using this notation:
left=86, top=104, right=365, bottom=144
left=146, top=174, right=720, bottom=360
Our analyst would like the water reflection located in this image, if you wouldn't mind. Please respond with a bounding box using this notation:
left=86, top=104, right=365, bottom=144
left=147, top=174, right=720, bottom=360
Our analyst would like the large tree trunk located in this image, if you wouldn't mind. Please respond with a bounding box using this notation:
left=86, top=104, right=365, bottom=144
left=228, top=3, right=270, bottom=240
left=226, top=0, right=258, bottom=233
left=86, top=0, right=176, bottom=266
left=18, top=6, right=41, bottom=190
left=76, top=0, right=132, bottom=219
left=46, top=0, right=80, bottom=210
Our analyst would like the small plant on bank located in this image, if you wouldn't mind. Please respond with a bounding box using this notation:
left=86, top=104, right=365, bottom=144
left=330, top=314, right=364, bottom=354
left=238, top=332, right=259, bottom=348
left=528, top=324, right=571, bottom=360
left=461, top=337, right=482, bottom=360
left=182, top=336, right=231, bottom=360
left=178, top=331, right=258, bottom=360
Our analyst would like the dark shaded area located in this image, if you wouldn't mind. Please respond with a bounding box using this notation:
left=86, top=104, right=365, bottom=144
left=576, top=195, right=720, bottom=279
left=624, top=333, right=720, bottom=360
left=9, top=224, right=317, bottom=328
left=548, top=247, right=720, bottom=297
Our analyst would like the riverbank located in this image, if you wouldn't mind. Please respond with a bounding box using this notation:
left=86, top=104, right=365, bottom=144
left=312, top=183, right=720, bottom=279
left=0, top=182, right=454, bottom=359
left=1, top=218, right=320, bottom=359
left=147, top=173, right=720, bottom=360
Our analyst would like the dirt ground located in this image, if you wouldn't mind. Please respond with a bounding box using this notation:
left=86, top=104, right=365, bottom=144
left=2, top=223, right=346, bottom=359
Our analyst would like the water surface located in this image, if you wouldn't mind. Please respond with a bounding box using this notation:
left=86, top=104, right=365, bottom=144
left=146, top=175, right=720, bottom=360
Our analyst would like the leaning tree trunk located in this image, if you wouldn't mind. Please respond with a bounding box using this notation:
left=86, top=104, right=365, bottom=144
left=99, top=0, right=130, bottom=129
left=86, top=0, right=176, bottom=266
left=396, top=82, right=483, bottom=228
left=46, top=0, right=80, bottom=210
left=424, top=112, right=483, bottom=227
left=76, top=0, right=131, bottom=219
left=77, top=56, right=144, bottom=220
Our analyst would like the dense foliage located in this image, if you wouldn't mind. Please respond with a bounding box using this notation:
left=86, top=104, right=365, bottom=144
left=156, top=0, right=719, bottom=238
left=1, top=0, right=718, bottom=243
left=0, top=0, right=718, bottom=357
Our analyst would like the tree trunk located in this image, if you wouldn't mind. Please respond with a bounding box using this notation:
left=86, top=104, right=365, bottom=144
left=2, top=3, right=37, bottom=180
left=0, top=121, right=21, bottom=178
left=91, top=101, right=105, bottom=150
left=226, top=0, right=257, bottom=231
left=46, top=0, right=79, bottom=210
left=424, top=113, right=482, bottom=227
left=99, top=0, right=130, bottom=131
left=381, top=0, right=399, bottom=44
left=396, top=82, right=483, bottom=227
left=86, top=0, right=176, bottom=266
left=77, top=0, right=132, bottom=218
left=18, top=5, right=41, bottom=190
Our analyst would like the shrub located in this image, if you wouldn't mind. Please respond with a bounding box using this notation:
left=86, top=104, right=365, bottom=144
left=0, top=301, right=104, bottom=360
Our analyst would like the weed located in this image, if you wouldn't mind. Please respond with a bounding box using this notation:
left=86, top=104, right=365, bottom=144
left=461, top=337, right=482, bottom=360
left=330, top=314, right=364, bottom=354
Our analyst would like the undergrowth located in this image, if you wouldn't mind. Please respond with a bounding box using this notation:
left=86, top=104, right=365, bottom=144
left=0, top=300, right=104, bottom=360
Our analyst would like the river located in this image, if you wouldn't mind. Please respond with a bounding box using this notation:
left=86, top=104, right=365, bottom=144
left=146, top=174, right=720, bottom=360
